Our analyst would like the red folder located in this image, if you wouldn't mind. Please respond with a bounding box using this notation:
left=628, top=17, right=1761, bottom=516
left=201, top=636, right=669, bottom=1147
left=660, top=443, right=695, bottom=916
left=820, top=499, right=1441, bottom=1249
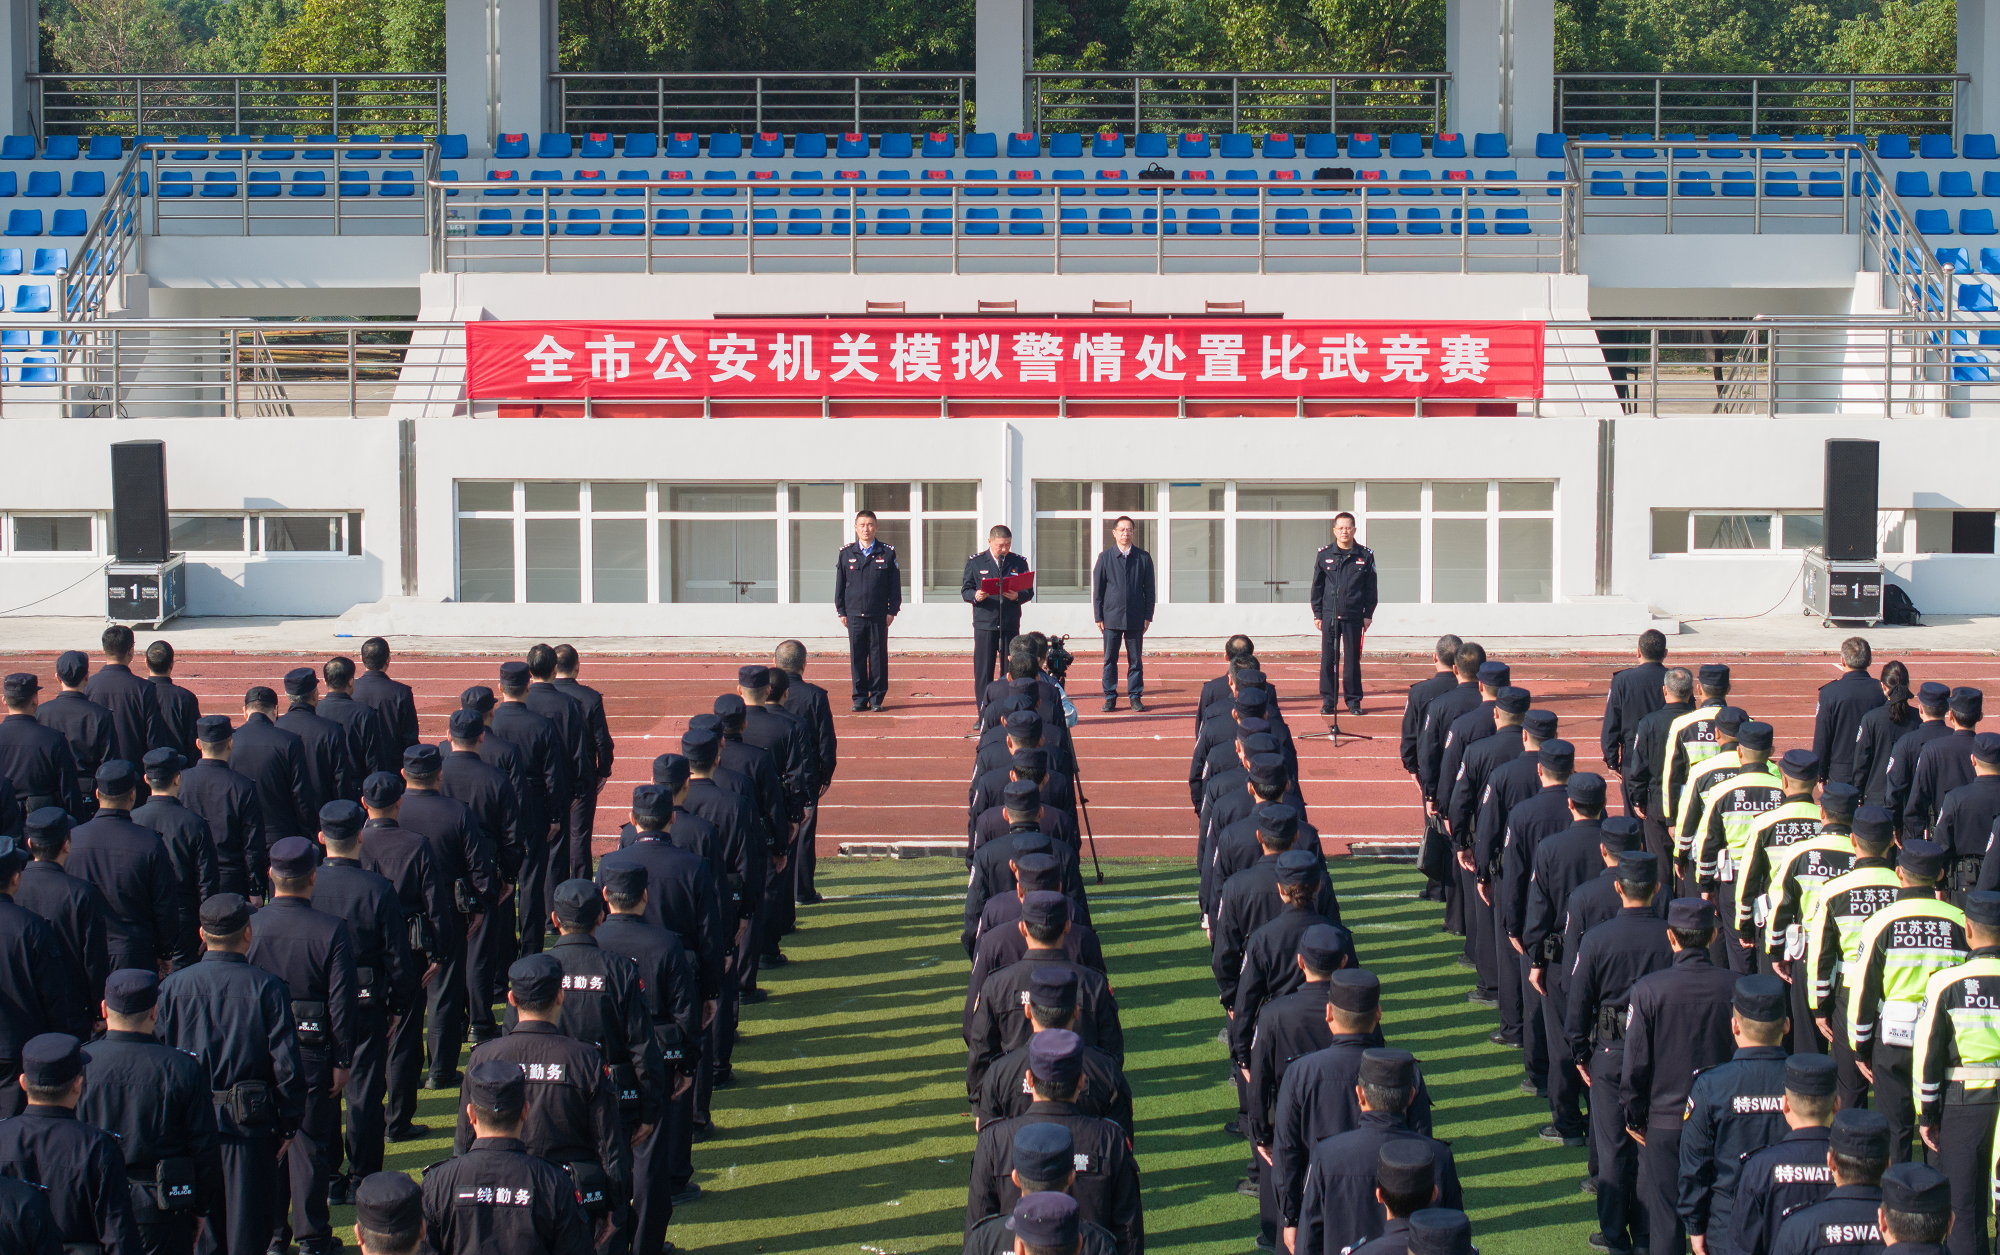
left=980, top=571, right=1035, bottom=595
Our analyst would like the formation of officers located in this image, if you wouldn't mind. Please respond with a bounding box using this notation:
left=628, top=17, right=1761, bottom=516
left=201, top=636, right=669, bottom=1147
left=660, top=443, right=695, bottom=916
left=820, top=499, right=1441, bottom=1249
left=0, top=626, right=842, bottom=1255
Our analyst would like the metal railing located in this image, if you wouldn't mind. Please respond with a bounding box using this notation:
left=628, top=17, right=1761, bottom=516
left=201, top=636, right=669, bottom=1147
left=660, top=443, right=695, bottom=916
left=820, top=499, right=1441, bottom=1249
left=553, top=73, right=972, bottom=139
left=1028, top=73, right=1450, bottom=138
left=134, top=139, right=437, bottom=239
left=62, top=146, right=148, bottom=321
left=428, top=173, right=1572, bottom=275
left=29, top=74, right=447, bottom=139
left=1553, top=74, right=1967, bottom=140
left=1566, top=137, right=1859, bottom=235
left=1856, top=154, right=1957, bottom=321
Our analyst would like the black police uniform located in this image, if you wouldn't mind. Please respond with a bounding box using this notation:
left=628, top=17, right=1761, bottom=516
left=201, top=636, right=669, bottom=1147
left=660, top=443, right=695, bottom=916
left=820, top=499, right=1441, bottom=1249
left=420, top=1134, right=594, bottom=1255
left=68, top=804, right=178, bottom=973
left=1191, top=713, right=1300, bottom=812
left=1854, top=704, right=1924, bottom=808
left=834, top=538, right=901, bottom=708
left=1229, top=911, right=1355, bottom=1063
left=277, top=702, right=352, bottom=815
left=1091, top=543, right=1155, bottom=704
left=178, top=756, right=266, bottom=898
left=1270, top=1037, right=1437, bottom=1235
left=85, top=662, right=167, bottom=767
left=507, top=931, right=666, bottom=1143
left=971, top=802, right=1081, bottom=857
left=312, top=854, right=417, bottom=1185
left=1886, top=721, right=1953, bottom=836
left=1908, top=728, right=1979, bottom=841
left=1212, top=857, right=1339, bottom=1010
left=0, top=1100, right=142, bottom=1255
left=80, top=1028, right=226, bottom=1255
left=248, top=892, right=359, bottom=1253
left=37, top=689, right=113, bottom=812
left=1202, top=807, right=1326, bottom=920
left=678, top=772, right=764, bottom=1079
left=1603, top=661, right=1669, bottom=814
left=1817, top=670, right=1888, bottom=787
left=776, top=667, right=837, bottom=902
left=1246, top=982, right=1331, bottom=1155
left=149, top=676, right=201, bottom=762
left=963, top=547, right=1034, bottom=704
left=1415, top=681, right=1482, bottom=808
left=1678, top=1044, right=1790, bottom=1247
left=1566, top=904, right=1674, bottom=1252
left=1769, top=1184, right=1884, bottom=1255
left=0, top=711, right=80, bottom=817
left=1437, top=694, right=1500, bottom=841
left=130, top=791, right=220, bottom=970
left=0, top=1172, right=61, bottom=1255
left=736, top=700, right=811, bottom=956
left=963, top=830, right=1090, bottom=956
left=966, top=906, right=1104, bottom=1016
left=966, top=950, right=1124, bottom=1095
left=1935, top=774, right=2000, bottom=895
left=966, top=1206, right=1119, bottom=1255
left=551, top=675, right=615, bottom=887
left=966, top=1101, right=1144, bottom=1255
left=491, top=699, right=571, bottom=955
left=1294, top=1111, right=1461, bottom=1255
left=597, top=839, right=726, bottom=1002
left=14, top=858, right=109, bottom=1037
left=1401, top=668, right=1464, bottom=895
left=455, top=1024, right=628, bottom=1230
left=986, top=675, right=1072, bottom=736
left=1309, top=542, right=1376, bottom=710
left=1631, top=701, right=1695, bottom=864
left=1625, top=947, right=1741, bottom=1255
left=968, top=763, right=1077, bottom=837
left=350, top=670, right=420, bottom=771
left=315, top=691, right=388, bottom=792
left=1498, top=786, right=1575, bottom=1058
left=711, top=726, right=785, bottom=889
left=441, top=745, right=527, bottom=1040
left=157, top=947, right=305, bottom=1255
left=525, top=680, right=591, bottom=887
left=596, top=912, right=701, bottom=1246
left=1522, top=820, right=1610, bottom=1139
left=1469, top=748, right=1543, bottom=995
left=229, top=712, right=318, bottom=841
left=399, top=785, right=496, bottom=1082
left=359, top=815, right=449, bottom=1135
left=0, top=890, right=68, bottom=1118
left=1729, top=1125, right=1836, bottom=1255
left=975, top=1035, right=1133, bottom=1135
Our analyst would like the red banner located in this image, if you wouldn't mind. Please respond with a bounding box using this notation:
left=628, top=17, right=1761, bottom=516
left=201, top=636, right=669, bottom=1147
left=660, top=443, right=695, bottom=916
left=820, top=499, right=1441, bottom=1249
left=464, top=319, right=1544, bottom=400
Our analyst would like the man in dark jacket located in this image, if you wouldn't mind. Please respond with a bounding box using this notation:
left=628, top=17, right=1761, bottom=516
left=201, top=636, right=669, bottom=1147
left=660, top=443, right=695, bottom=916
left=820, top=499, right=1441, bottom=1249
left=67, top=761, right=178, bottom=974
left=1603, top=630, right=1669, bottom=816
left=84, top=625, right=166, bottom=767
left=833, top=510, right=901, bottom=713
left=1090, top=516, right=1155, bottom=714
left=38, top=652, right=112, bottom=819
left=773, top=641, right=836, bottom=906
left=231, top=689, right=318, bottom=842
left=1816, top=639, right=1888, bottom=788
left=276, top=670, right=352, bottom=812
left=14, top=810, right=107, bottom=1037
left=0, top=674, right=81, bottom=817
left=552, top=644, right=615, bottom=884
left=144, top=640, right=202, bottom=761
left=351, top=639, right=420, bottom=771
left=1310, top=512, right=1378, bottom=717
left=132, top=748, right=219, bottom=970
left=963, top=524, right=1035, bottom=712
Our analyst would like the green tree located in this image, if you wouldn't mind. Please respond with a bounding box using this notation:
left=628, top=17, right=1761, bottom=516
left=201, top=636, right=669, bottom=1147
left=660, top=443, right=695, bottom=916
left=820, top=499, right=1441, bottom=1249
left=1822, top=0, right=1955, bottom=72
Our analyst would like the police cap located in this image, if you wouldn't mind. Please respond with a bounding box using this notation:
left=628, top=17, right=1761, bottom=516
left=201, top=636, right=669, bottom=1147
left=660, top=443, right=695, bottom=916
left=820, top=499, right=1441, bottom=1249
left=1715, top=706, right=1748, bottom=734
left=319, top=800, right=364, bottom=842
left=1009, top=1189, right=1081, bottom=1246
left=737, top=665, right=770, bottom=689
left=598, top=863, right=646, bottom=900
left=497, top=661, right=531, bottom=688
left=354, top=1172, right=423, bottom=1235
left=1698, top=664, right=1731, bottom=687
left=508, top=953, right=563, bottom=1002
left=1028, top=1028, right=1083, bottom=1086
left=20, top=1033, right=82, bottom=1088
left=630, top=784, right=671, bottom=829
left=1408, top=1210, right=1474, bottom=1255
left=24, top=808, right=70, bottom=847
left=1021, top=891, right=1069, bottom=930
left=283, top=667, right=317, bottom=697
left=1918, top=681, right=1951, bottom=709
left=460, top=686, right=497, bottom=715
left=1828, top=1107, right=1891, bottom=1159
left=1974, top=732, right=2000, bottom=765
left=652, top=753, right=690, bottom=790
left=54, top=651, right=87, bottom=685
left=1733, top=974, right=1786, bottom=1022
left=2, top=672, right=36, bottom=701
left=1476, top=662, right=1511, bottom=688
left=447, top=707, right=486, bottom=740
left=1538, top=739, right=1575, bottom=772
left=1523, top=710, right=1559, bottom=740
left=552, top=879, right=606, bottom=926
left=1009, top=832, right=1052, bottom=860
left=1785, top=1053, right=1838, bottom=1098
left=1780, top=748, right=1821, bottom=781
left=1240, top=733, right=1278, bottom=757
left=1376, top=1139, right=1436, bottom=1197
left=1495, top=686, right=1530, bottom=715
left=1298, top=924, right=1347, bottom=973
left=1275, top=849, right=1319, bottom=887
left=1010, top=1122, right=1076, bottom=1184
left=1248, top=754, right=1288, bottom=789
left=1668, top=897, right=1718, bottom=930
left=1028, top=966, right=1078, bottom=1009
left=1234, top=687, right=1269, bottom=713
left=199, top=893, right=252, bottom=934
left=1002, top=779, right=1040, bottom=810
left=1599, top=817, right=1642, bottom=851
left=1256, top=803, right=1299, bottom=842
left=1821, top=782, right=1860, bottom=821
left=103, top=969, right=159, bottom=1015
left=1566, top=772, right=1606, bottom=808
left=361, top=772, right=404, bottom=808
left=1005, top=710, right=1044, bottom=739
left=142, top=746, right=183, bottom=783
left=1011, top=748, right=1049, bottom=775
left=1880, top=1163, right=1951, bottom=1216
left=1327, top=968, right=1381, bottom=1013
left=0, top=835, right=25, bottom=877
left=1899, top=838, right=1945, bottom=881
left=1966, top=890, right=2000, bottom=928
left=268, top=836, right=317, bottom=879
left=1853, top=806, right=1895, bottom=843
left=1237, top=717, right=1273, bottom=737
left=94, top=760, right=138, bottom=797
left=1736, top=721, right=1775, bottom=752
left=402, top=744, right=441, bottom=775
left=1952, top=687, right=1984, bottom=722
left=713, top=693, right=746, bottom=721
left=1014, top=853, right=1060, bottom=894
left=1358, top=1048, right=1417, bottom=1089
left=680, top=727, right=721, bottom=764
left=243, top=686, right=277, bottom=709
left=464, top=1060, right=527, bottom=1117
left=1616, top=850, right=1658, bottom=884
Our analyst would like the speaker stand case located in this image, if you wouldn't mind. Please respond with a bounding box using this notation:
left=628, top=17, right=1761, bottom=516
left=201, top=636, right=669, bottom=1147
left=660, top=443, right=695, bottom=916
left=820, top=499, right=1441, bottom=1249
left=1801, top=547, right=1882, bottom=628
left=107, top=555, right=187, bottom=627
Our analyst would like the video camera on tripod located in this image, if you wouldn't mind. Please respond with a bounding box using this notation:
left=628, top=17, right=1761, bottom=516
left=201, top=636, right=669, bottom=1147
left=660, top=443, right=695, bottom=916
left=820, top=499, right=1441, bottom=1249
left=1044, top=634, right=1076, bottom=688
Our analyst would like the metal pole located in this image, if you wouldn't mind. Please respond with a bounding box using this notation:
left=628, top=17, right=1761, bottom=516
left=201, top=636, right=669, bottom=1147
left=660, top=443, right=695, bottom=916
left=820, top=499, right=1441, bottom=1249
left=1359, top=183, right=1368, bottom=274
left=542, top=187, right=551, bottom=273
left=756, top=78, right=764, bottom=134
left=1848, top=79, right=1856, bottom=136
left=1653, top=80, right=1661, bottom=140
left=348, top=327, right=358, bottom=415
left=1256, top=182, right=1265, bottom=274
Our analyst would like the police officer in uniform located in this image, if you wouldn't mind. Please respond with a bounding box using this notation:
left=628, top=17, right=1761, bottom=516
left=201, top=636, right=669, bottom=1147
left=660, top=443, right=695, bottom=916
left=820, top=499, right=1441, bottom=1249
left=68, top=760, right=178, bottom=975
left=351, top=639, right=420, bottom=771
left=85, top=625, right=166, bottom=767
left=1499, top=759, right=1591, bottom=1086
left=78, top=969, right=225, bottom=1255
left=278, top=669, right=355, bottom=810
left=420, top=1059, right=593, bottom=1255
left=1602, top=631, right=1670, bottom=817
left=1310, top=512, right=1376, bottom=717
left=1808, top=807, right=1904, bottom=1112
left=1852, top=669, right=1921, bottom=809
left=1848, top=839, right=1967, bottom=1163
left=1401, top=637, right=1464, bottom=902
left=318, top=658, right=388, bottom=792
left=1631, top=668, right=1696, bottom=867
left=1815, top=639, right=1887, bottom=786
left=0, top=1031, right=140, bottom=1255
left=250, top=835, right=359, bottom=1255
left=966, top=1030, right=1144, bottom=1255
left=457, top=955, right=626, bottom=1251
left=40, top=652, right=112, bottom=816
left=1292, top=1049, right=1461, bottom=1255
left=1691, top=720, right=1786, bottom=969
left=524, top=644, right=593, bottom=886
left=156, top=893, right=305, bottom=1255
left=350, top=1172, right=422, bottom=1255
left=1912, top=889, right=2000, bottom=1255
left=1906, top=689, right=1982, bottom=841
left=0, top=833, right=67, bottom=1118
left=1886, top=685, right=1953, bottom=836
left=439, top=708, right=525, bottom=1046
left=179, top=716, right=266, bottom=900
left=132, top=748, right=220, bottom=972
left=1727, top=1055, right=1841, bottom=1255
left=1340, top=1143, right=1443, bottom=1255
left=976, top=967, right=1133, bottom=1136
left=356, top=771, right=449, bottom=1141
left=1468, top=711, right=1557, bottom=1005
left=0, top=673, right=81, bottom=817
left=552, top=645, right=615, bottom=887
left=1937, top=733, right=2000, bottom=897
left=834, top=509, right=900, bottom=712
left=399, top=745, right=496, bottom=1088
left=968, top=894, right=1123, bottom=1096
left=964, top=524, right=1035, bottom=712
left=142, top=641, right=200, bottom=764
left=310, top=800, right=417, bottom=1205
left=1677, top=975, right=1793, bottom=1253
left=1521, top=800, right=1624, bottom=1147
left=1872, top=1165, right=1952, bottom=1255
left=772, top=640, right=836, bottom=906
left=1768, top=1108, right=1892, bottom=1255
left=494, top=665, right=571, bottom=957
left=1661, top=665, right=1733, bottom=841
left=597, top=786, right=725, bottom=1014
left=966, top=856, right=1104, bottom=1005
left=15, top=809, right=109, bottom=1038
left=965, top=1132, right=1120, bottom=1255
left=0, top=1150, right=64, bottom=1255
left=1735, top=750, right=1829, bottom=981
left=232, top=687, right=319, bottom=843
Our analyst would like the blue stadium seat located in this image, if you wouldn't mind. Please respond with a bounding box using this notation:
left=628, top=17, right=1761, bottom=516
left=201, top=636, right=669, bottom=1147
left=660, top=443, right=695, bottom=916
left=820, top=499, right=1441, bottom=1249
left=1876, top=134, right=1912, bottom=160
left=87, top=135, right=123, bottom=160
left=291, top=171, right=326, bottom=196
left=1185, top=206, right=1220, bottom=234
left=248, top=170, right=282, bottom=197
left=873, top=206, right=909, bottom=234
left=345, top=134, right=381, bottom=159
left=1473, top=133, right=1509, bottom=159
left=1223, top=168, right=1257, bottom=195
left=1920, top=134, right=1955, bottom=160
left=578, top=132, right=614, bottom=159
left=787, top=207, right=822, bottom=234
left=484, top=170, right=519, bottom=196
left=338, top=170, right=370, bottom=196
left=300, top=135, right=336, bottom=160
left=1792, top=135, right=1827, bottom=159
left=1764, top=171, right=1799, bottom=197
left=793, top=133, right=828, bottom=159
left=567, top=170, right=604, bottom=196
left=1265, top=133, right=1296, bottom=159
left=15, top=354, right=58, bottom=382
left=918, top=169, right=952, bottom=195
left=157, top=171, right=192, bottom=197
left=1748, top=133, right=1784, bottom=157
left=1389, top=133, right=1425, bottom=159
left=1096, top=132, right=1133, bottom=160
left=747, top=170, right=780, bottom=196
left=1661, top=133, right=1700, bottom=158
left=1006, top=169, right=1042, bottom=195
left=1546, top=169, right=1567, bottom=194
left=918, top=205, right=952, bottom=234
left=1960, top=281, right=1997, bottom=311
left=1579, top=132, right=1612, bottom=158
left=436, top=133, right=470, bottom=159
left=1317, top=207, right=1353, bottom=234
left=535, top=133, right=571, bottom=160
left=1365, top=206, right=1398, bottom=234
left=1495, top=207, right=1530, bottom=234
left=963, top=169, right=997, bottom=195
left=1304, top=134, right=1340, bottom=160
left=528, top=169, right=563, bottom=196
left=1482, top=170, right=1518, bottom=195
left=1142, top=207, right=1177, bottom=234
left=922, top=131, right=956, bottom=158
left=23, top=172, right=58, bottom=198
left=495, top=133, right=529, bottom=158
left=518, top=208, right=546, bottom=236
left=1007, top=206, right=1043, bottom=234
left=1533, top=133, right=1565, bottom=159
left=995, top=132, right=1034, bottom=160
left=1896, top=171, right=1932, bottom=198
left=708, top=134, right=745, bottom=159
left=1057, top=205, right=1086, bottom=234
left=1347, top=134, right=1381, bottom=158
left=1432, top=133, right=1465, bottom=158
left=1134, top=134, right=1168, bottom=159
left=788, top=171, right=823, bottom=196
left=0, top=248, right=20, bottom=275
left=1397, top=170, right=1432, bottom=195
left=1223, top=205, right=1255, bottom=234
left=667, top=133, right=701, bottom=158
left=609, top=207, right=645, bottom=235
left=202, top=171, right=238, bottom=197
left=475, top=208, right=512, bottom=235
left=42, top=136, right=78, bottom=161
left=660, top=170, right=692, bottom=195
left=14, top=284, right=49, bottom=312
left=1916, top=208, right=1952, bottom=235
left=878, top=134, right=914, bottom=159
left=830, top=206, right=863, bottom=235
left=1219, top=133, right=1254, bottom=159
left=1942, top=170, right=1976, bottom=198
left=0, top=136, right=33, bottom=160
left=654, top=207, right=689, bottom=234
left=1968, top=134, right=1999, bottom=161
left=1633, top=169, right=1666, bottom=197
left=962, top=205, right=997, bottom=234
left=701, top=170, right=738, bottom=195
left=1452, top=207, right=1485, bottom=235
left=964, top=132, right=998, bottom=159
left=1620, top=133, right=1656, bottom=158
left=563, top=208, right=600, bottom=235
left=1962, top=208, right=1997, bottom=236
left=873, top=170, right=909, bottom=195
left=1406, top=205, right=1442, bottom=234
left=1274, top=205, right=1307, bottom=234
left=1938, top=246, right=1973, bottom=272
left=1049, top=134, right=1084, bottom=159
left=1982, top=248, right=2000, bottom=274
left=1808, top=171, right=1842, bottom=197
left=1677, top=170, right=1712, bottom=196
left=1980, top=172, right=2000, bottom=198
left=381, top=170, right=414, bottom=196
left=1178, top=132, right=1211, bottom=159
left=1722, top=171, right=1753, bottom=197
left=1269, top=169, right=1301, bottom=196
left=30, top=248, right=65, bottom=274
left=259, top=133, right=294, bottom=160
left=1707, top=134, right=1742, bottom=159
left=1589, top=171, right=1624, bottom=196
left=750, top=132, right=784, bottom=159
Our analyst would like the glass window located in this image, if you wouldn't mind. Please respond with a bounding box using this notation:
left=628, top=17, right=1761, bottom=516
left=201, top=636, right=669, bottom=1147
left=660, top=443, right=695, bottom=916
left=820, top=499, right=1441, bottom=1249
left=1238, top=482, right=1348, bottom=512
left=788, top=483, right=844, bottom=512
left=1035, top=519, right=1092, bottom=602
left=458, top=481, right=513, bottom=511
left=1169, top=519, right=1222, bottom=603
left=873, top=518, right=913, bottom=600
left=1694, top=514, right=1772, bottom=550
left=592, top=482, right=646, bottom=512
left=1499, top=518, right=1552, bottom=602
left=924, top=482, right=978, bottom=512
left=1102, top=482, right=1158, bottom=514
left=264, top=516, right=342, bottom=553
left=591, top=519, right=646, bottom=603
left=457, top=518, right=514, bottom=602
left=524, top=481, right=579, bottom=512
left=1500, top=481, right=1554, bottom=511
left=670, top=484, right=773, bottom=512
left=12, top=516, right=92, bottom=553
left=1370, top=518, right=1421, bottom=602
left=1237, top=518, right=1330, bottom=602
left=170, top=515, right=247, bottom=552
left=858, top=482, right=911, bottom=513
left=665, top=519, right=776, bottom=602
left=790, top=519, right=844, bottom=603
left=1101, top=518, right=1157, bottom=555
left=1781, top=512, right=1826, bottom=551
left=1879, top=510, right=1908, bottom=555
left=1653, top=510, right=1689, bottom=554
left=1036, top=482, right=1087, bottom=512
left=525, top=519, right=580, bottom=602
left=1367, top=482, right=1422, bottom=511
left=1433, top=482, right=1487, bottom=512
left=1915, top=510, right=1953, bottom=554
left=1952, top=511, right=1997, bottom=554
left=925, top=519, right=978, bottom=595
left=1433, top=519, right=1487, bottom=602
left=1169, top=482, right=1224, bottom=512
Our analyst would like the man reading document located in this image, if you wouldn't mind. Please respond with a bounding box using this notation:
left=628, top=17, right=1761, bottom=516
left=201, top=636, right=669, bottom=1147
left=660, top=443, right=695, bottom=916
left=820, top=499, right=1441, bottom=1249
left=962, top=525, right=1035, bottom=716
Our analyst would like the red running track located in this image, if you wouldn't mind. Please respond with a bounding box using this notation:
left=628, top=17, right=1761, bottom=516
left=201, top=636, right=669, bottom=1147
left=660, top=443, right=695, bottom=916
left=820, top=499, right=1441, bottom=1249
left=9, top=648, right=1999, bottom=857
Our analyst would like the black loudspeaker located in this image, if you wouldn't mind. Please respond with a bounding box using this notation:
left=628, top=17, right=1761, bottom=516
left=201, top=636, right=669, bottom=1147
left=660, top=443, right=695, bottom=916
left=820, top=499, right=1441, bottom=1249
left=1824, top=439, right=1879, bottom=562
left=111, top=440, right=169, bottom=562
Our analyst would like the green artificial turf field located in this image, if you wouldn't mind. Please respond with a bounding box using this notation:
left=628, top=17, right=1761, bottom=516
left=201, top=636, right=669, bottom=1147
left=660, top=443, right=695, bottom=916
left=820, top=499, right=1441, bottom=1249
left=348, top=856, right=1603, bottom=1255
